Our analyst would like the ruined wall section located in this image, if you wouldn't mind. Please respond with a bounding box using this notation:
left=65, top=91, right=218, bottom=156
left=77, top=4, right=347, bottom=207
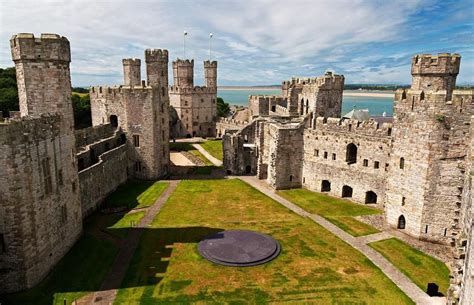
left=0, top=115, right=82, bottom=293
left=74, top=123, right=115, bottom=149
left=216, top=117, right=249, bottom=138
left=248, top=96, right=287, bottom=117
left=302, top=117, right=391, bottom=207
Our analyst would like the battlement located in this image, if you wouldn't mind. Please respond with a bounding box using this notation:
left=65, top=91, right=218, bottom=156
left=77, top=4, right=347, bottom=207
left=314, top=116, right=393, bottom=137
left=394, top=88, right=473, bottom=109
left=412, top=53, right=460, bottom=75
left=281, top=72, right=344, bottom=90
left=122, top=58, right=141, bottom=66
left=90, top=85, right=155, bottom=99
left=10, top=33, right=70, bottom=62
left=145, top=49, right=168, bottom=62
left=169, top=85, right=216, bottom=94
left=173, top=59, right=194, bottom=67
left=204, top=60, right=218, bottom=68
left=0, top=113, right=62, bottom=143
left=218, top=117, right=249, bottom=126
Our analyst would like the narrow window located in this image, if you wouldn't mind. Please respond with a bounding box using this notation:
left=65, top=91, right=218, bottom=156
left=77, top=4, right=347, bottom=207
left=162, top=87, right=165, bottom=96
left=374, top=161, right=380, bottom=169
left=402, top=196, right=406, bottom=206
left=161, top=104, right=164, bottom=113
left=400, top=157, right=405, bottom=169
left=363, top=159, right=368, bottom=167
left=61, top=205, right=67, bottom=223
left=133, top=135, right=140, bottom=147
left=398, top=215, right=406, bottom=229
left=0, top=234, right=5, bottom=253
left=72, top=182, right=76, bottom=193
left=425, top=225, right=428, bottom=234
left=444, top=228, right=447, bottom=236
left=58, top=169, right=63, bottom=186
left=135, top=161, right=142, bottom=172
left=332, top=153, right=336, bottom=160
left=42, top=158, right=52, bottom=195
left=346, top=143, right=357, bottom=164
left=314, top=149, right=319, bottom=157
left=387, top=128, right=392, bottom=136
left=163, top=149, right=166, bottom=158
left=289, top=175, right=293, bottom=182
left=162, top=130, right=165, bottom=141
left=324, top=152, right=328, bottom=159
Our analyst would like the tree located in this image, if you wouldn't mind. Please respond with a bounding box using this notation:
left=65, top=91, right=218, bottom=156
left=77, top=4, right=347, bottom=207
left=0, top=67, right=19, bottom=116
left=216, top=97, right=230, bottom=117
left=72, top=93, right=92, bottom=129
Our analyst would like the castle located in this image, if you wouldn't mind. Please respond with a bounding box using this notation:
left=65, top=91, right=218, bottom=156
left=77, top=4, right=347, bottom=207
left=0, top=33, right=472, bottom=304
left=169, top=59, right=218, bottom=138
left=222, top=53, right=473, bottom=304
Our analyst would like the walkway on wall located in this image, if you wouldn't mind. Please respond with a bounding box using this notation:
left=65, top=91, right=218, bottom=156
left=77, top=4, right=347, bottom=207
left=237, top=176, right=445, bottom=305
left=192, top=143, right=223, bottom=166
left=76, top=180, right=180, bottom=305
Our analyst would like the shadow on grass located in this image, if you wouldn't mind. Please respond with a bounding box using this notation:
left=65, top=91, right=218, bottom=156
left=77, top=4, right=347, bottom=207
left=0, top=226, right=224, bottom=305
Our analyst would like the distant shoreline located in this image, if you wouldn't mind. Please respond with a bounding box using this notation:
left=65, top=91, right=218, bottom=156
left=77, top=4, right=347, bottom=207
left=218, top=87, right=394, bottom=98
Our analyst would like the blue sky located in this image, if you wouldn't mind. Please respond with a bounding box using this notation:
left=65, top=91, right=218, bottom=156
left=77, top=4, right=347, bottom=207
left=0, top=0, right=473, bottom=86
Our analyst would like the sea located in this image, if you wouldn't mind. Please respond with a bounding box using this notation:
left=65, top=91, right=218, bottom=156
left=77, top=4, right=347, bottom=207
left=217, top=89, right=394, bottom=116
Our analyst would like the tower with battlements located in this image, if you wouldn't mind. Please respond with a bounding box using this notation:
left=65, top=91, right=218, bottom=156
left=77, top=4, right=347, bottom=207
left=90, top=49, right=170, bottom=179
left=169, top=59, right=217, bottom=138
left=386, top=53, right=472, bottom=244
left=0, top=33, right=82, bottom=293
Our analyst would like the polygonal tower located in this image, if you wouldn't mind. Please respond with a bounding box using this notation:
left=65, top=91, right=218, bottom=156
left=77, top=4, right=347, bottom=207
left=386, top=53, right=473, bottom=245
left=145, top=49, right=168, bottom=87
left=411, top=53, right=460, bottom=100
left=204, top=60, right=217, bottom=90
left=122, top=58, right=141, bottom=86
left=172, top=59, right=194, bottom=88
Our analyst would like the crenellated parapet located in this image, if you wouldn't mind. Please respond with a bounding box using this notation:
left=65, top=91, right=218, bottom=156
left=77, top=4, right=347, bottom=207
left=0, top=113, right=62, bottom=143
left=411, top=53, right=460, bottom=76
left=145, top=49, right=168, bottom=62
left=90, top=85, right=155, bottom=99
left=10, top=33, right=70, bottom=62
left=394, top=88, right=473, bottom=111
left=204, top=60, right=217, bottom=68
left=281, top=72, right=344, bottom=91
left=168, top=85, right=216, bottom=94
left=314, top=116, right=393, bottom=138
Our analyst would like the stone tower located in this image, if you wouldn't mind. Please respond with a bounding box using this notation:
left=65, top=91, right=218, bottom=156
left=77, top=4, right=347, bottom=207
left=204, top=60, right=217, bottom=90
left=122, top=58, right=141, bottom=86
left=386, top=53, right=472, bottom=244
left=145, top=49, right=169, bottom=87
left=0, top=33, right=82, bottom=292
left=411, top=53, right=460, bottom=99
left=172, top=59, right=194, bottom=88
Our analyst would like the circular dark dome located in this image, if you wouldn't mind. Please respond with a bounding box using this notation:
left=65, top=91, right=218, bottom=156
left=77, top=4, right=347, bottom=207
left=198, top=230, right=281, bottom=267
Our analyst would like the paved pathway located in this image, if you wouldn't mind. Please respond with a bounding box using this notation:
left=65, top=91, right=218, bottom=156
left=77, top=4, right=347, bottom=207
left=170, top=152, right=195, bottom=166
left=78, top=180, right=180, bottom=305
left=192, top=143, right=223, bottom=166
left=238, top=176, right=443, bottom=305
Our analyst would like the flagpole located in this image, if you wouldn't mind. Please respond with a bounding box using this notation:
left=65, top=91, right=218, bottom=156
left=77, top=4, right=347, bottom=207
left=183, top=31, right=188, bottom=58
left=209, top=33, right=213, bottom=61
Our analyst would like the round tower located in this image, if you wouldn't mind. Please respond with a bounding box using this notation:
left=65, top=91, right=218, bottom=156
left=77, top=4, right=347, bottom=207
left=145, top=49, right=168, bottom=87
left=411, top=53, right=460, bottom=99
left=172, top=59, right=194, bottom=88
left=204, top=60, right=217, bottom=90
left=122, top=58, right=141, bottom=87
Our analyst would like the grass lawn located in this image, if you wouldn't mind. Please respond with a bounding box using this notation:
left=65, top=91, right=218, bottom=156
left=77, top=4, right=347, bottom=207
left=199, top=140, right=223, bottom=161
left=278, top=188, right=381, bottom=236
left=369, top=238, right=450, bottom=295
left=72, top=92, right=88, bottom=97
left=2, top=216, right=119, bottom=305
left=106, top=211, right=146, bottom=239
left=170, top=142, right=213, bottom=166
left=114, top=179, right=414, bottom=304
left=105, top=181, right=169, bottom=209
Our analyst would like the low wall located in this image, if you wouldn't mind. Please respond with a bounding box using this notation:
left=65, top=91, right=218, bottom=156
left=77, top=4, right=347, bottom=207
left=78, top=144, right=128, bottom=217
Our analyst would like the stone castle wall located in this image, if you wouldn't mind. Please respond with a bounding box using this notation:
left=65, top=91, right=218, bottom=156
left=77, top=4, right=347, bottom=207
left=0, top=115, right=82, bottom=293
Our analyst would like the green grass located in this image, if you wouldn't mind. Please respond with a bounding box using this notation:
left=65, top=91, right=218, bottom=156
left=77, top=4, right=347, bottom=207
left=278, top=188, right=381, bottom=236
left=106, top=211, right=146, bottom=239
left=106, top=181, right=168, bottom=209
left=369, top=238, right=450, bottom=295
left=170, top=142, right=214, bottom=166
left=72, top=92, right=88, bottom=97
left=199, top=140, right=223, bottom=161
left=3, top=216, right=119, bottom=305
left=114, top=179, right=414, bottom=304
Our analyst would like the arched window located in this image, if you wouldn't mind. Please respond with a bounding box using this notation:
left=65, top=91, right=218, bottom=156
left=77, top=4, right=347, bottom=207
left=399, top=157, right=405, bottom=169
left=397, top=215, right=406, bottom=229
left=346, top=143, right=357, bottom=164
left=321, top=180, right=331, bottom=192
left=365, top=191, right=377, bottom=204
left=109, top=115, right=118, bottom=128
left=342, top=185, right=353, bottom=198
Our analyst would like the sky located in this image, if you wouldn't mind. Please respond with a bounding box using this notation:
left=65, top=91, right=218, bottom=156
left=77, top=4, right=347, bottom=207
left=0, top=0, right=473, bottom=86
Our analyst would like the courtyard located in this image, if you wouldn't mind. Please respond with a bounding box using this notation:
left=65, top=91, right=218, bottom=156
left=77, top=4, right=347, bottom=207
left=1, top=141, right=450, bottom=305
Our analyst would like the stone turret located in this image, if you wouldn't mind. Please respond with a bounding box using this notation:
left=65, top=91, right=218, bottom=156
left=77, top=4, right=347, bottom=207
left=204, top=60, right=217, bottom=91
left=122, top=58, right=141, bottom=87
left=10, top=33, right=74, bottom=128
left=411, top=53, right=460, bottom=100
left=172, top=59, right=194, bottom=88
left=145, top=49, right=168, bottom=87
